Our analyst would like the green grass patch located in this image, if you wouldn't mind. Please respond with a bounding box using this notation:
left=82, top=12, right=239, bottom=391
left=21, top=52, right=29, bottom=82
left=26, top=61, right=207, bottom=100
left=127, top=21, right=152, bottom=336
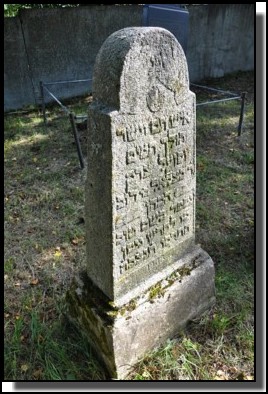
left=4, top=71, right=254, bottom=380
left=4, top=306, right=106, bottom=380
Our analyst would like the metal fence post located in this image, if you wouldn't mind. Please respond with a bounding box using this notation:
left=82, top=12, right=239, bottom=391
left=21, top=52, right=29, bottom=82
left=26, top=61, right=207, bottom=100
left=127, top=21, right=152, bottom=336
left=40, top=81, right=47, bottom=126
left=69, top=112, right=85, bottom=169
left=237, top=92, right=246, bottom=136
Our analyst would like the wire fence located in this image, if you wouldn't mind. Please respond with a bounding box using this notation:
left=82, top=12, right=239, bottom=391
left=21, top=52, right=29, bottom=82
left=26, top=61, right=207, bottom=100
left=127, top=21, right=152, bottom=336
left=40, top=79, right=92, bottom=169
left=40, top=79, right=246, bottom=169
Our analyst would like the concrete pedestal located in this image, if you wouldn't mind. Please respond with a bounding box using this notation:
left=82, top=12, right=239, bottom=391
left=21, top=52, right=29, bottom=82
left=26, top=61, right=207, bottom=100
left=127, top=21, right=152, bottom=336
left=66, top=246, right=215, bottom=379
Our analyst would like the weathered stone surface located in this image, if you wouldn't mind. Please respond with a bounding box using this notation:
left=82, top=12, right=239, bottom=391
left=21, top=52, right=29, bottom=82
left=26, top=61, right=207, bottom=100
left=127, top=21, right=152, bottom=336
left=67, top=247, right=215, bottom=379
left=86, top=27, right=197, bottom=306
left=66, top=26, right=215, bottom=379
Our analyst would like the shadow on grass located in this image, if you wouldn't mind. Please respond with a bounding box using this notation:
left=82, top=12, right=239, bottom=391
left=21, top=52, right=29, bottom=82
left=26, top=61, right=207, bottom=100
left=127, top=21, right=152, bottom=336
left=4, top=71, right=254, bottom=381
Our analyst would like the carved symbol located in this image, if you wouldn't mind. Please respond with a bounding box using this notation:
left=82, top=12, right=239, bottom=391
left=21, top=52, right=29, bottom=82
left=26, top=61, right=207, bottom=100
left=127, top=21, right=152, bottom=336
left=146, top=85, right=164, bottom=113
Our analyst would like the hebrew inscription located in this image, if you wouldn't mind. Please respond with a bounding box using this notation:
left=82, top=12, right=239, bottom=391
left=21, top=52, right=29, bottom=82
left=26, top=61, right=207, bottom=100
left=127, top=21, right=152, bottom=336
left=86, top=27, right=196, bottom=302
left=113, top=98, right=195, bottom=280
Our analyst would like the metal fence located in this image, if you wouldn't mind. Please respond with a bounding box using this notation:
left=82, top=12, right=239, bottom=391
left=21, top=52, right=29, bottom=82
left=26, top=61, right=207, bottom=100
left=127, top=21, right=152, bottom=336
left=40, top=79, right=246, bottom=169
left=192, top=83, right=246, bottom=136
left=40, top=79, right=92, bottom=169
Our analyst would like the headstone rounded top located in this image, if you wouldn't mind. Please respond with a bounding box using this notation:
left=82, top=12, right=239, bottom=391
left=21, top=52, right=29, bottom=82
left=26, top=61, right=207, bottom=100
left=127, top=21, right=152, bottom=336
left=92, top=27, right=189, bottom=114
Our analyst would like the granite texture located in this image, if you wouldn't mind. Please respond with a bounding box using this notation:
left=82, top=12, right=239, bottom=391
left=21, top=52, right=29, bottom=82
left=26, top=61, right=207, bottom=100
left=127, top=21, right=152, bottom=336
left=67, top=27, right=215, bottom=379
left=67, top=246, right=215, bottom=379
left=86, top=27, right=197, bottom=305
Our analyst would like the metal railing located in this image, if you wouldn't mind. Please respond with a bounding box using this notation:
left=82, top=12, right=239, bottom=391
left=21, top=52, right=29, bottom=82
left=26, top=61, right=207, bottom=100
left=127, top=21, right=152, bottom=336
left=40, top=79, right=246, bottom=169
left=191, top=83, right=246, bottom=136
left=40, top=79, right=92, bottom=169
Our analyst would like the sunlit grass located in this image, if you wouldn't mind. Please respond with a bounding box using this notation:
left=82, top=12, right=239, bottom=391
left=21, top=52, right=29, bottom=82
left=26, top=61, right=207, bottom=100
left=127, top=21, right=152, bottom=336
left=4, top=71, right=254, bottom=380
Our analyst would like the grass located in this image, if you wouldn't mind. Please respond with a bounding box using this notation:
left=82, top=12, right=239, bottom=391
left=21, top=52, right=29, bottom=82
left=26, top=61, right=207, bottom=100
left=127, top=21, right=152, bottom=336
left=4, top=71, right=254, bottom=381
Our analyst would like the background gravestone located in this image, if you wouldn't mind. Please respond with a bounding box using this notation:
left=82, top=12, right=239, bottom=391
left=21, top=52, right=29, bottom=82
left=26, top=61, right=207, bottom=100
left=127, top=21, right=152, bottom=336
left=67, top=27, right=215, bottom=379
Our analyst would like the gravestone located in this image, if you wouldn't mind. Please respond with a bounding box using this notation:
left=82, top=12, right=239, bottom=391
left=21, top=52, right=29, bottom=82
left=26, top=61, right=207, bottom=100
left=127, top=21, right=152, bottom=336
left=67, top=27, right=215, bottom=379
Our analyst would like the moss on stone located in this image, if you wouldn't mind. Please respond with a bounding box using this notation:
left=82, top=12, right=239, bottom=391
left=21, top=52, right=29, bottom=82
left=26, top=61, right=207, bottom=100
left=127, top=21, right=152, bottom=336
left=177, top=266, right=192, bottom=277
left=67, top=256, right=203, bottom=327
left=126, top=299, right=137, bottom=312
left=148, top=282, right=166, bottom=301
left=107, top=310, right=119, bottom=318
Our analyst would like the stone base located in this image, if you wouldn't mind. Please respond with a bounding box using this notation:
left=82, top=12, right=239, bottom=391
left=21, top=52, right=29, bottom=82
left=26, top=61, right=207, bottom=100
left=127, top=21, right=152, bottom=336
left=66, top=246, right=215, bottom=379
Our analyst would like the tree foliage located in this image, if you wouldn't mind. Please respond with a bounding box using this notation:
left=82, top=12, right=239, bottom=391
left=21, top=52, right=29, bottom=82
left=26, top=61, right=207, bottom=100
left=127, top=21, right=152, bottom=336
left=4, top=4, right=81, bottom=17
